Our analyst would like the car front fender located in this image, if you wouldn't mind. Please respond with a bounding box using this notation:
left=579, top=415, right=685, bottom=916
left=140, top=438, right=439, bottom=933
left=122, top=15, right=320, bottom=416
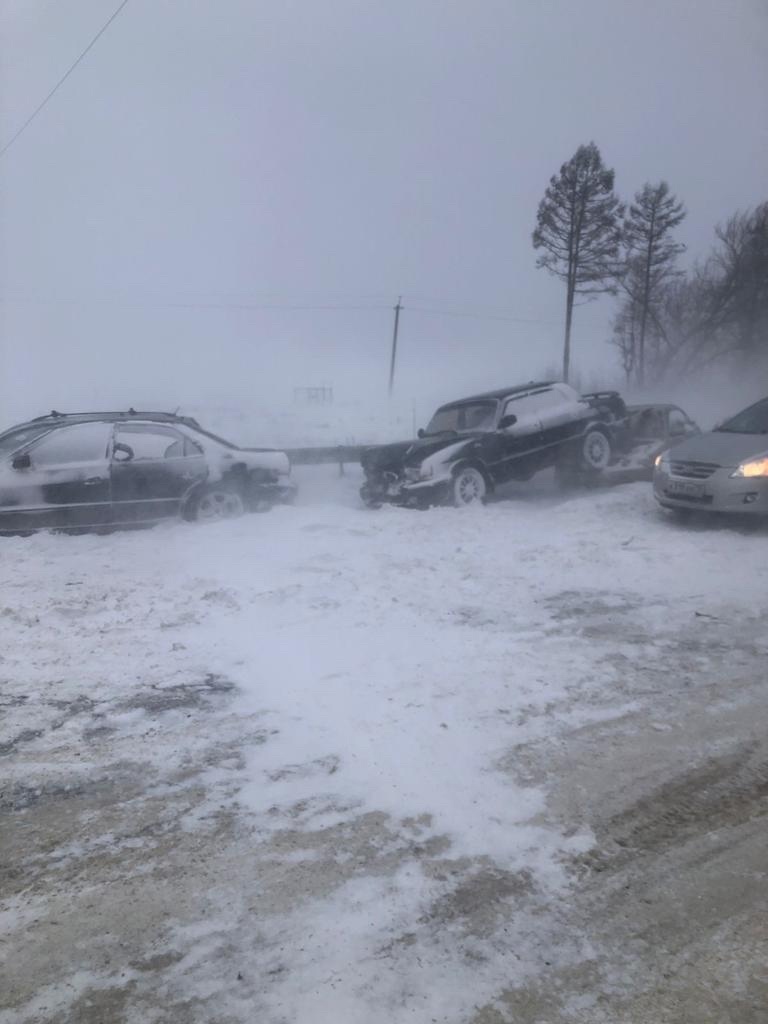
left=414, top=439, right=479, bottom=482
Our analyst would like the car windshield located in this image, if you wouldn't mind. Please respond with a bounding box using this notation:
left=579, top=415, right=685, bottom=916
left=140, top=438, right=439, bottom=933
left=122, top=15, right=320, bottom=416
left=715, top=398, right=768, bottom=435
left=424, top=401, right=497, bottom=435
left=0, top=425, right=52, bottom=456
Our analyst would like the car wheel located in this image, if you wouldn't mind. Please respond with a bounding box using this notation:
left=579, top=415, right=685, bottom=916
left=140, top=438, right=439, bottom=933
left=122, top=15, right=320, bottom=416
left=581, top=429, right=612, bottom=472
left=189, top=486, right=245, bottom=522
left=452, top=466, right=487, bottom=507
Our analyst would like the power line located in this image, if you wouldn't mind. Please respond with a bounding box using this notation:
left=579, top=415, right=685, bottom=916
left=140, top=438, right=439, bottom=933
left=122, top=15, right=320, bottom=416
left=0, top=295, right=392, bottom=313
left=0, top=294, right=564, bottom=325
left=161, top=300, right=392, bottom=313
left=406, top=305, right=561, bottom=326
left=0, top=0, right=131, bottom=160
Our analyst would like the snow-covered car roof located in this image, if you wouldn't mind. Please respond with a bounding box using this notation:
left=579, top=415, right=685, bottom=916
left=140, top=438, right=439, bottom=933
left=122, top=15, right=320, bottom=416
left=3, top=409, right=202, bottom=433
left=0, top=411, right=281, bottom=456
left=435, top=381, right=557, bottom=409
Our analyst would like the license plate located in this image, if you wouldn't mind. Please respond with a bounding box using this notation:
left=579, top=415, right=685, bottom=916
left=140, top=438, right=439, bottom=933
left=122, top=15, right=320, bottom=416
left=667, top=479, right=705, bottom=499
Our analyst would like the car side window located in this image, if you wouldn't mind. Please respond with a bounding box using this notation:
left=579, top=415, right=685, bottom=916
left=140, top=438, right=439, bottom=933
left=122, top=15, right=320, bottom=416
left=502, top=392, right=547, bottom=421
left=184, top=436, right=203, bottom=456
left=668, top=409, right=689, bottom=436
left=29, top=423, right=113, bottom=466
left=529, top=387, right=575, bottom=426
left=114, top=425, right=195, bottom=461
left=527, top=388, right=562, bottom=411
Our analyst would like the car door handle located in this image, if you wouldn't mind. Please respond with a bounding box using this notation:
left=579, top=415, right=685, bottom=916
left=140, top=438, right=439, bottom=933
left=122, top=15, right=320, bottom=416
left=83, top=477, right=105, bottom=486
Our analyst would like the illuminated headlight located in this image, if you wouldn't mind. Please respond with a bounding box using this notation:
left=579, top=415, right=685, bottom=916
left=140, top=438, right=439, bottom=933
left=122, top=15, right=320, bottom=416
left=654, top=453, right=669, bottom=469
left=731, top=456, right=768, bottom=478
left=405, top=464, right=433, bottom=482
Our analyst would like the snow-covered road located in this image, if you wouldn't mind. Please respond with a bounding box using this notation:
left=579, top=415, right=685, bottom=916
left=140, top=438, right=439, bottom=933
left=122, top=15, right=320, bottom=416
left=2, top=473, right=767, bottom=1023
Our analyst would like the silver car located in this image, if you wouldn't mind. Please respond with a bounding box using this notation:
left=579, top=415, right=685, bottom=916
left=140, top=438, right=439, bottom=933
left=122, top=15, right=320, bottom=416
left=653, top=396, right=768, bottom=516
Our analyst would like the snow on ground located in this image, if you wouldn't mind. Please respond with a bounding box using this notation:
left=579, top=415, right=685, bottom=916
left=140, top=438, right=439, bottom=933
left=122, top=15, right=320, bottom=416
left=1, top=469, right=767, bottom=1023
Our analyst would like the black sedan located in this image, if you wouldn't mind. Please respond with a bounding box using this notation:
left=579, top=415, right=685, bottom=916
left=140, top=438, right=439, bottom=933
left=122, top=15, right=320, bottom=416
left=360, top=382, right=626, bottom=507
left=0, top=410, right=296, bottom=534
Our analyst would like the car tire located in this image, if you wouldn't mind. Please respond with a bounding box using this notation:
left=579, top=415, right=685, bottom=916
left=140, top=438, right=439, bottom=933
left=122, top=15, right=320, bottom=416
left=580, top=428, right=612, bottom=473
left=557, top=430, right=612, bottom=489
left=451, top=466, right=487, bottom=507
left=186, top=485, right=245, bottom=522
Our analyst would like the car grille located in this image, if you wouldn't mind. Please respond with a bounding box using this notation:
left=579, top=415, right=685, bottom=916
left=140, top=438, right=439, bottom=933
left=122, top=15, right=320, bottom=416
left=669, top=460, right=719, bottom=479
left=663, top=489, right=714, bottom=505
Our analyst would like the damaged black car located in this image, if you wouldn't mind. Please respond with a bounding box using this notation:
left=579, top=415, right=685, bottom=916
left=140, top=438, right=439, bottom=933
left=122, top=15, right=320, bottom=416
left=0, top=410, right=296, bottom=534
left=360, top=382, right=627, bottom=508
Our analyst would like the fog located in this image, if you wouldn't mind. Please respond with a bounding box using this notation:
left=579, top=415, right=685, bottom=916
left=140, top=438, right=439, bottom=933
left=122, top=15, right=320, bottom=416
left=1, top=0, right=767, bottom=431
left=5, top=7, right=768, bottom=1020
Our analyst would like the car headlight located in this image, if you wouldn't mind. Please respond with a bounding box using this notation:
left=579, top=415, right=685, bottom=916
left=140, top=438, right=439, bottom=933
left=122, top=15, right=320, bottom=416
left=731, top=456, right=768, bottom=478
left=654, top=453, right=669, bottom=469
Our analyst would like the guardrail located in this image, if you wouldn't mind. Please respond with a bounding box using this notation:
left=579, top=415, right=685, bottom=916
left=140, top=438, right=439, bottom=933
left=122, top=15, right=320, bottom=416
left=285, top=445, right=366, bottom=475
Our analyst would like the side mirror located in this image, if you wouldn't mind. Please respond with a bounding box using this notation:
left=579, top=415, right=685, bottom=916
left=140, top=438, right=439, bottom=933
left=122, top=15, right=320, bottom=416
left=113, top=443, right=135, bottom=463
left=499, top=414, right=517, bottom=430
left=12, top=453, right=31, bottom=470
left=417, top=428, right=425, bottom=439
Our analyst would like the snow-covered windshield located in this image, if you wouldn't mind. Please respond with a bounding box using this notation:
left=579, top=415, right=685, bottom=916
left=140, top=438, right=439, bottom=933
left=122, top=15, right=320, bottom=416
left=424, top=401, right=497, bottom=435
left=0, top=425, right=52, bottom=457
left=715, top=398, right=768, bottom=435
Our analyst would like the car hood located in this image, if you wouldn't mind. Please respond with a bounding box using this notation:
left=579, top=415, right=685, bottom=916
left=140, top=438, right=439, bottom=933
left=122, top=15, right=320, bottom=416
left=664, top=431, right=767, bottom=467
left=362, top=434, right=478, bottom=470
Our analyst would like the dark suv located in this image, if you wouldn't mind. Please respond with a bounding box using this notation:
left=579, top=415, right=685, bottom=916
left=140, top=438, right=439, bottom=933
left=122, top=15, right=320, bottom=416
left=360, top=382, right=626, bottom=507
left=0, top=410, right=296, bottom=534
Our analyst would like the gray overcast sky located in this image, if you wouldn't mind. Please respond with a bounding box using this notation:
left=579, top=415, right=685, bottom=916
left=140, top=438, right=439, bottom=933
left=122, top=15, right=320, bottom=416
left=1, top=0, right=767, bottom=419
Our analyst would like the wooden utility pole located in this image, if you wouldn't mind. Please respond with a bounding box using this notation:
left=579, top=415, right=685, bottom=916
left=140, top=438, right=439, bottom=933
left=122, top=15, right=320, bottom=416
left=388, top=297, right=402, bottom=397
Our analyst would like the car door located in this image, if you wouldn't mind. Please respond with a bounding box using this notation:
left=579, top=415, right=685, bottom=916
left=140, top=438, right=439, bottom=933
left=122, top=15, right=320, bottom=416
left=110, top=423, right=208, bottom=524
left=0, top=422, right=113, bottom=532
left=490, top=392, right=545, bottom=482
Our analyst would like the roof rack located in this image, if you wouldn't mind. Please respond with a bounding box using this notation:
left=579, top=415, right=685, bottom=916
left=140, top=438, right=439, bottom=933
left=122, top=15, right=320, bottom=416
left=28, top=409, right=190, bottom=424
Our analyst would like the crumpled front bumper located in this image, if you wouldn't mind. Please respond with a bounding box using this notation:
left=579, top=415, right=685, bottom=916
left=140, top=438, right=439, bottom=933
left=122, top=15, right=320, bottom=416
left=360, top=475, right=450, bottom=507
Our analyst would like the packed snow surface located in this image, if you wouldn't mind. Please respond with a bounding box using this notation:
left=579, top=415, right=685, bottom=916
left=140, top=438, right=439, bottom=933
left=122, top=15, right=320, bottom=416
left=1, top=468, right=766, bottom=1023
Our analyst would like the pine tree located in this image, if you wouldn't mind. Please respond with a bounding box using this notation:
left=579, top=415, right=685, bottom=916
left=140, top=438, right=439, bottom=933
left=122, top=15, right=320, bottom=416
left=622, top=182, right=686, bottom=385
left=533, top=143, right=624, bottom=382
